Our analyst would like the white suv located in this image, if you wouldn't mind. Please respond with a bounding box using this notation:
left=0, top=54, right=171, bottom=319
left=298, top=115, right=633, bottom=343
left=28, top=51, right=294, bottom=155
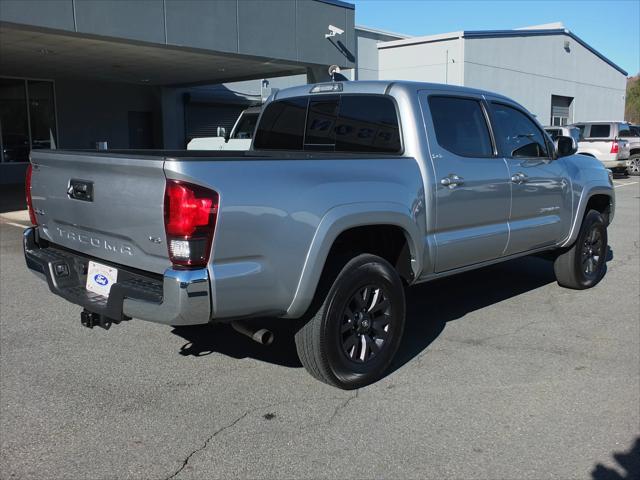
left=569, top=122, right=631, bottom=173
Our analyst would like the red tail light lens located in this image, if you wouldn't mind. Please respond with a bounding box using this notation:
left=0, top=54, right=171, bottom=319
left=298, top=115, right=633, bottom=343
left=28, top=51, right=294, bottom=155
left=610, top=141, right=619, bottom=154
left=164, top=180, right=218, bottom=267
left=25, top=164, right=37, bottom=225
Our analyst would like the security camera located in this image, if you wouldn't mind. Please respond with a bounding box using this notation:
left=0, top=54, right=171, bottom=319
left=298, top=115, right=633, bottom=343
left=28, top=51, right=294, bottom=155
left=325, top=25, right=344, bottom=38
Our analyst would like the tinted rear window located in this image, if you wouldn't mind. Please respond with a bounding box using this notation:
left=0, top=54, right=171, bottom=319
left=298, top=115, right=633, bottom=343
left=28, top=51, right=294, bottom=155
left=589, top=124, right=611, bottom=138
left=428, top=96, right=493, bottom=157
left=335, top=96, right=401, bottom=153
left=254, top=94, right=401, bottom=153
left=253, top=97, right=307, bottom=149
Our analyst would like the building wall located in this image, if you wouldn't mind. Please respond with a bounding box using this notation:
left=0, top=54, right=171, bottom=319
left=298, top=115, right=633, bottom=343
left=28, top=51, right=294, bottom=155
left=377, top=37, right=464, bottom=85
left=354, top=29, right=406, bottom=80
left=55, top=79, right=161, bottom=149
left=463, top=34, right=627, bottom=123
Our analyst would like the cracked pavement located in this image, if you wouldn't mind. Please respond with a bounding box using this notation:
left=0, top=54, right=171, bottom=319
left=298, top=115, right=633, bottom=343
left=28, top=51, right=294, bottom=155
left=1, top=179, right=638, bottom=479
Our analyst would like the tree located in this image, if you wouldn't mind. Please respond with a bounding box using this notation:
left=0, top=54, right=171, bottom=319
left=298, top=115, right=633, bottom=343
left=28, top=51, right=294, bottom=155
left=625, top=75, right=640, bottom=124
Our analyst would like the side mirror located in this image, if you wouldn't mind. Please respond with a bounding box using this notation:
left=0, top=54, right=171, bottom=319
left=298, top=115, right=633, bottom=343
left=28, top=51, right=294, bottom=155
left=554, top=135, right=578, bottom=158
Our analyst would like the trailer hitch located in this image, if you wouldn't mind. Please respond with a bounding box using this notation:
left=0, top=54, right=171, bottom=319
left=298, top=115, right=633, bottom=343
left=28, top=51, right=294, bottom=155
left=80, top=309, right=119, bottom=330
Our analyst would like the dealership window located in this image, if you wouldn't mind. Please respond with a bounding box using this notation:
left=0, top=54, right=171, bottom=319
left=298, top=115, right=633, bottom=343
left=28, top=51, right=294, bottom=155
left=0, top=78, right=57, bottom=163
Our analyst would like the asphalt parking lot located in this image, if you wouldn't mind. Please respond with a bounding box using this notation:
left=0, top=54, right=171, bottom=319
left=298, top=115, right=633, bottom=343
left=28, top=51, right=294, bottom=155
left=1, top=178, right=638, bottom=480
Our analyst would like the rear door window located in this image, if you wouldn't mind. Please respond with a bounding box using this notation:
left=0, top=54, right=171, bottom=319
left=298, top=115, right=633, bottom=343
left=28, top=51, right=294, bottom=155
left=490, top=103, right=549, bottom=158
left=588, top=124, right=611, bottom=138
left=428, top=96, right=493, bottom=157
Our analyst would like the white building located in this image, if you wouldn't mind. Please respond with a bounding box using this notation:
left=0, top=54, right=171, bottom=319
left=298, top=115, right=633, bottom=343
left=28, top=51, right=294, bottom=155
left=375, top=23, right=628, bottom=125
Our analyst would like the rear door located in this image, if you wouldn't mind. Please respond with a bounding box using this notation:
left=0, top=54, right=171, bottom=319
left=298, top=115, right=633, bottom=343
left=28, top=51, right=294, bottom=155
left=30, top=150, right=170, bottom=274
left=419, top=93, right=510, bottom=272
left=488, top=101, right=571, bottom=254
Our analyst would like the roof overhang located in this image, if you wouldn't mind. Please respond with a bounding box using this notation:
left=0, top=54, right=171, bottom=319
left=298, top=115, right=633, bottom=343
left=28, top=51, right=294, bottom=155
left=0, top=23, right=310, bottom=86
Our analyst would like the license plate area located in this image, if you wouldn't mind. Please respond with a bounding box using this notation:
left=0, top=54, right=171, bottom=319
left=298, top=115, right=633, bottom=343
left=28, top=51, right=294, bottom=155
left=86, top=261, right=118, bottom=297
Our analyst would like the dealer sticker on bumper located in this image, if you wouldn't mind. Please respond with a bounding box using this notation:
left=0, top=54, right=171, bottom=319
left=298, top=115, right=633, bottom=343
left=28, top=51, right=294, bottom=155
left=86, top=261, right=118, bottom=297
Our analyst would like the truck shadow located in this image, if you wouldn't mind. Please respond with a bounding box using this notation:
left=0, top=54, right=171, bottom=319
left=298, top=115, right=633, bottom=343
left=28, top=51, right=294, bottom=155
left=171, top=250, right=613, bottom=375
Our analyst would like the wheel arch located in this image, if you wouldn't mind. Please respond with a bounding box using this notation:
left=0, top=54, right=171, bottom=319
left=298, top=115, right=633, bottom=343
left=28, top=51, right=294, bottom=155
left=285, top=202, right=423, bottom=318
left=561, top=184, right=614, bottom=247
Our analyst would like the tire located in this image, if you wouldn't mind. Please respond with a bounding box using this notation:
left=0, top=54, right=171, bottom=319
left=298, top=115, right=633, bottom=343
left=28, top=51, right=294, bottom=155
left=295, top=254, right=406, bottom=389
left=554, top=209, right=608, bottom=289
left=627, top=154, right=640, bottom=176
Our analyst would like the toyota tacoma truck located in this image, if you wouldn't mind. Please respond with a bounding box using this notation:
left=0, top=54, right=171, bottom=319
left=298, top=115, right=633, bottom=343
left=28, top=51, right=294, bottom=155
left=24, top=81, right=615, bottom=389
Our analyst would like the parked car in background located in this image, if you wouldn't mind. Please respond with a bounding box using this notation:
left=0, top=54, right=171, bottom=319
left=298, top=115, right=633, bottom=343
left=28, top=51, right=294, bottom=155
left=187, top=106, right=260, bottom=151
left=544, top=126, right=581, bottom=144
left=24, top=81, right=615, bottom=389
left=569, top=121, right=631, bottom=173
left=618, top=123, right=640, bottom=176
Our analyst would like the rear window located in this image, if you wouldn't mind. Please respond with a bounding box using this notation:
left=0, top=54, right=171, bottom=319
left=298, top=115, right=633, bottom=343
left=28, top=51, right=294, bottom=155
left=253, top=94, right=401, bottom=153
left=253, top=97, right=307, bottom=149
left=589, top=124, right=611, bottom=138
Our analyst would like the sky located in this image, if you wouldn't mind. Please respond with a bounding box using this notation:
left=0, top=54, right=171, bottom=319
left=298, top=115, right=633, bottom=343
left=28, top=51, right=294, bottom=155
left=352, top=0, right=640, bottom=76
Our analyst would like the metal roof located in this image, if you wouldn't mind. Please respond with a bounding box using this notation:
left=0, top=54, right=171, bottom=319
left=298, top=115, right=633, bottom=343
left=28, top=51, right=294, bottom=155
left=378, top=26, right=628, bottom=76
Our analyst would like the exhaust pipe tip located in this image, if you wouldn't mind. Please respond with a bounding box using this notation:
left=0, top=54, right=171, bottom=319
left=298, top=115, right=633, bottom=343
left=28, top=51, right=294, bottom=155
left=252, top=328, right=274, bottom=346
left=231, top=321, right=274, bottom=346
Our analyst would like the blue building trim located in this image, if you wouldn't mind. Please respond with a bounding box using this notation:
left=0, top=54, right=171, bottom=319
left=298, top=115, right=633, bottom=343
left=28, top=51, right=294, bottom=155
left=312, top=0, right=355, bottom=10
left=463, top=29, right=628, bottom=76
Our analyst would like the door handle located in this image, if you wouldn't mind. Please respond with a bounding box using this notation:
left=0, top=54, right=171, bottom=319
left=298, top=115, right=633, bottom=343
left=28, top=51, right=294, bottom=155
left=441, top=174, right=464, bottom=188
left=511, top=172, right=528, bottom=184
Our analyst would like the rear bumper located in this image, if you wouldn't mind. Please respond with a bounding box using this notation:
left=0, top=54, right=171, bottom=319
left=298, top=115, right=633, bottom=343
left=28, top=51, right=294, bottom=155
left=23, top=227, right=211, bottom=326
left=601, top=159, right=629, bottom=169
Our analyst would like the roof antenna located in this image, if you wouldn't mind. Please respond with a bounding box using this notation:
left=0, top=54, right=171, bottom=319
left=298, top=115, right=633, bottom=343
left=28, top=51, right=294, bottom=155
left=328, top=65, right=349, bottom=82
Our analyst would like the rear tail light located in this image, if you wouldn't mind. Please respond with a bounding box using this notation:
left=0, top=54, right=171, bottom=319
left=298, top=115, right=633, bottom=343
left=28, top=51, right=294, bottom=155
left=164, top=180, right=218, bottom=267
left=610, top=141, right=619, bottom=154
left=25, top=163, right=37, bottom=225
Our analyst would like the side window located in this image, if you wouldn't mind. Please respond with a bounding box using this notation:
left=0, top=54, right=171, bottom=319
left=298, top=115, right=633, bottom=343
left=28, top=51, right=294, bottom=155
left=618, top=123, right=632, bottom=138
left=588, top=124, right=611, bottom=138
left=546, top=129, right=561, bottom=140
left=490, top=103, right=549, bottom=158
left=232, top=113, right=259, bottom=139
left=253, top=97, right=307, bottom=150
left=428, top=96, right=493, bottom=157
left=335, top=96, right=401, bottom=153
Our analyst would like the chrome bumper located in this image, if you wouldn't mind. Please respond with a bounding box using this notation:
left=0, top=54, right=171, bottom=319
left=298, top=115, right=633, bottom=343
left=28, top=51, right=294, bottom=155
left=123, top=268, right=210, bottom=326
left=23, top=227, right=211, bottom=326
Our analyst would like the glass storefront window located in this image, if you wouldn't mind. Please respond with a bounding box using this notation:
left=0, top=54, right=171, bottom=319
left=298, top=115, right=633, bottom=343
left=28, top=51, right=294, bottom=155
left=28, top=81, right=57, bottom=151
left=0, top=78, right=57, bottom=163
left=0, top=79, right=30, bottom=163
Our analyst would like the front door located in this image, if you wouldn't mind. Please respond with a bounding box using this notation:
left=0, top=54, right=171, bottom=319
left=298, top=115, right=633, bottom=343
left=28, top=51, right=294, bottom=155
left=488, top=101, right=571, bottom=255
left=420, top=93, right=511, bottom=272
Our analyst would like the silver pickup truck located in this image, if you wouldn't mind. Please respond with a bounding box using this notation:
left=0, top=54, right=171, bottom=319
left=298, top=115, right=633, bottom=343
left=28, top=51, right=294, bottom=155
left=24, top=81, right=615, bottom=389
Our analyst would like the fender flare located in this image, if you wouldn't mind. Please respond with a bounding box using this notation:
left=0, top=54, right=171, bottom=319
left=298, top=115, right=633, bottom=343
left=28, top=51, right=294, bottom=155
left=285, top=202, right=423, bottom=318
left=560, top=182, right=614, bottom=248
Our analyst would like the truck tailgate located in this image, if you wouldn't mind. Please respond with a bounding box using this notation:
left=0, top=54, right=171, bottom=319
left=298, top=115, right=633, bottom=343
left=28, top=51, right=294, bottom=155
left=30, top=150, right=170, bottom=274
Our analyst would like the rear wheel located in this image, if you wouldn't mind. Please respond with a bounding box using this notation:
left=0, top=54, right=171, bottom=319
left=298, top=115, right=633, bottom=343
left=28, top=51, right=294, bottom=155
left=295, top=254, right=405, bottom=389
left=627, top=155, right=640, bottom=176
left=554, top=209, right=607, bottom=289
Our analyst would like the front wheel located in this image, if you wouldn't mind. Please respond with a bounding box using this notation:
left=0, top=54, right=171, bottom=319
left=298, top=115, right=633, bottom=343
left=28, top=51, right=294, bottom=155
left=554, top=209, right=608, bottom=289
left=627, top=155, right=640, bottom=176
left=295, top=254, right=406, bottom=389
